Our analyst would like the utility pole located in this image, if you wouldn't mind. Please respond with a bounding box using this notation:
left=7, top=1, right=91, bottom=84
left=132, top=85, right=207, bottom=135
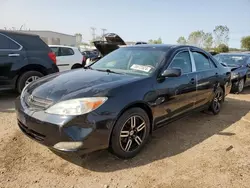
left=101, top=28, right=107, bottom=41
left=90, top=27, right=96, bottom=41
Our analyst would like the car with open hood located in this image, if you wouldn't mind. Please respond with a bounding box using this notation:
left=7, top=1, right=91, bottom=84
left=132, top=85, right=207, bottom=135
left=85, top=33, right=126, bottom=66
left=15, top=44, right=231, bottom=159
left=214, top=53, right=250, bottom=93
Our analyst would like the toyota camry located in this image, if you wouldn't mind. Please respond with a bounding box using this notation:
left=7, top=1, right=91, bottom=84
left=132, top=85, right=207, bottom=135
left=16, top=44, right=232, bottom=159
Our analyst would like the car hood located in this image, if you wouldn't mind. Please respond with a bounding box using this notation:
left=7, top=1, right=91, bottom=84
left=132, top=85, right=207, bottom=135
left=220, top=62, right=242, bottom=71
left=93, top=33, right=126, bottom=56
left=26, top=69, right=142, bottom=102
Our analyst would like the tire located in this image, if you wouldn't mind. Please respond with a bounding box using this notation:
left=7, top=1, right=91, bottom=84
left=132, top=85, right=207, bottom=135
left=16, top=71, right=44, bottom=93
left=110, top=108, right=150, bottom=159
left=209, top=87, right=224, bottom=115
left=71, top=64, right=82, bottom=69
left=236, top=78, right=244, bottom=93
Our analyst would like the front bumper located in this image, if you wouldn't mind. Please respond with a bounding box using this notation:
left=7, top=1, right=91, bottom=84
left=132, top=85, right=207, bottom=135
left=15, top=97, right=113, bottom=155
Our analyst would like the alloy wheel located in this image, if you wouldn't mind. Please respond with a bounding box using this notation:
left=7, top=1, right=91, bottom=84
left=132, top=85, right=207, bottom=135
left=238, top=79, right=244, bottom=93
left=25, top=76, right=40, bottom=86
left=212, top=90, right=223, bottom=113
left=119, top=115, right=147, bottom=152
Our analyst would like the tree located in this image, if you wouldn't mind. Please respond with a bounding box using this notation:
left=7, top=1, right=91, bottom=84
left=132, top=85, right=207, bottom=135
left=241, top=36, right=250, bottom=50
left=176, top=36, right=187, bottom=44
left=202, top=33, right=213, bottom=50
left=215, top=44, right=229, bottom=53
left=213, top=25, right=229, bottom=47
left=148, top=37, right=162, bottom=44
left=187, top=30, right=205, bottom=47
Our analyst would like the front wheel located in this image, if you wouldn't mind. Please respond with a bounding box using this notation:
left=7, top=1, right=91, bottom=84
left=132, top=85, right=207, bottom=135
left=110, top=108, right=150, bottom=159
left=209, top=87, right=224, bottom=115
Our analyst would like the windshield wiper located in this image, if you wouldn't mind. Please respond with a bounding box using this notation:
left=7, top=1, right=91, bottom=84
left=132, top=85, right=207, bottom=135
left=95, top=69, right=125, bottom=75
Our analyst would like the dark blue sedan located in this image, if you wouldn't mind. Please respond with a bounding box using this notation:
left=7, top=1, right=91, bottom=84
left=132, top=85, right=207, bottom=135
left=214, top=53, right=250, bottom=93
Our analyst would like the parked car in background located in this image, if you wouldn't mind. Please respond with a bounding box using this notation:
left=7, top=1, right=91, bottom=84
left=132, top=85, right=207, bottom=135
left=85, top=33, right=127, bottom=66
left=135, top=42, right=147, bottom=45
left=81, top=50, right=99, bottom=61
left=49, top=45, right=85, bottom=71
left=214, top=53, right=250, bottom=93
left=0, top=30, right=58, bottom=93
left=16, top=44, right=231, bottom=159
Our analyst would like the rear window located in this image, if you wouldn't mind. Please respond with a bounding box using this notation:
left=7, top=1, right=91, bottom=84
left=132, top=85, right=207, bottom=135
left=8, top=34, right=49, bottom=51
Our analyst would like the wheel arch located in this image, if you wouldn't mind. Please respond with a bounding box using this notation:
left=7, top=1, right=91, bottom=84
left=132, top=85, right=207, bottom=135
left=15, top=64, right=47, bottom=87
left=71, top=63, right=82, bottom=69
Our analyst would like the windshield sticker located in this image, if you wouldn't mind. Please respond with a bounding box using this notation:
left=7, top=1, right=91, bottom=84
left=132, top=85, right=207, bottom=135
left=130, top=64, right=152, bottom=72
left=231, top=56, right=243, bottom=60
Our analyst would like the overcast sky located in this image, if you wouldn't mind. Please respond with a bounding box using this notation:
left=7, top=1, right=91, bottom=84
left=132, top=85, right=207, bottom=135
left=1, top=0, right=250, bottom=48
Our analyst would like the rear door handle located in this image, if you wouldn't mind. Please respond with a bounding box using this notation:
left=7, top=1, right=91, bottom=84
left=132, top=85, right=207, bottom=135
left=8, top=53, right=20, bottom=57
left=190, top=78, right=195, bottom=84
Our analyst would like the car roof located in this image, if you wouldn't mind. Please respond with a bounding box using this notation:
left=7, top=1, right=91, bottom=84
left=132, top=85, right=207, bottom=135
left=0, top=30, right=38, bottom=37
left=49, top=45, right=78, bottom=49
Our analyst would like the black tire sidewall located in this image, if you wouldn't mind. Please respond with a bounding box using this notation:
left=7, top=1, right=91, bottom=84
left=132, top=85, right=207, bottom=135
left=110, top=108, right=150, bottom=159
left=237, top=79, right=244, bottom=93
left=210, top=87, right=224, bottom=115
left=17, top=71, right=44, bottom=93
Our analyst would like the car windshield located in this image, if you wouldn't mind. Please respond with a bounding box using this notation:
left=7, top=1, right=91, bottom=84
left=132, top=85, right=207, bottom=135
left=91, top=47, right=166, bottom=76
left=214, top=54, right=247, bottom=66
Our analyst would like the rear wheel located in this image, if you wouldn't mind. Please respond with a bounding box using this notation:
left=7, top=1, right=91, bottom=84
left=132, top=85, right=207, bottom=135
left=16, top=71, right=43, bottom=93
left=110, top=108, right=150, bottom=159
left=209, top=87, right=224, bottom=115
left=236, top=78, right=244, bottom=93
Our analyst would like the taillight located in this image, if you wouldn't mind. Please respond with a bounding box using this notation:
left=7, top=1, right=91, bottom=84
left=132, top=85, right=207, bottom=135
left=48, top=52, right=57, bottom=64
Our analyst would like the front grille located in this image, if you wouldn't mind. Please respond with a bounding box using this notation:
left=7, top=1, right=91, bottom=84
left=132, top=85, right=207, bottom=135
left=24, top=93, right=53, bottom=110
left=18, top=120, right=45, bottom=142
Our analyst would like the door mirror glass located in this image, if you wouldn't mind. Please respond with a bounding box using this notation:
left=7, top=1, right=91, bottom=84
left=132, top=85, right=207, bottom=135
left=161, top=68, right=181, bottom=77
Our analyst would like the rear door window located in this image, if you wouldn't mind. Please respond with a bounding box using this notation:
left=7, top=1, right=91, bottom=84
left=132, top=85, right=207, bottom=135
left=192, top=52, right=216, bottom=71
left=60, top=47, right=74, bottom=56
left=0, top=34, right=21, bottom=50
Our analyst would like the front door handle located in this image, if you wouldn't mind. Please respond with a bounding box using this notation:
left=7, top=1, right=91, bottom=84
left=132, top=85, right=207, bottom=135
left=8, top=53, right=20, bottom=57
left=190, top=78, right=195, bottom=84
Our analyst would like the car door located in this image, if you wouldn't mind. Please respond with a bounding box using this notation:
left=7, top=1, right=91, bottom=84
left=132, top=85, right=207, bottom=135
left=153, top=49, right=197, bottom=127
left=56, top=47, right=74, bottom=72
left=0, top=33, right=24, bottom=88
left=190, top=49, right=219, bottom=108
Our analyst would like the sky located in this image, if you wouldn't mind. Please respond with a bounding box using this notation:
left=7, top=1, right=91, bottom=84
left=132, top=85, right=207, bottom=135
left=1, top=0, right=250, bottom=48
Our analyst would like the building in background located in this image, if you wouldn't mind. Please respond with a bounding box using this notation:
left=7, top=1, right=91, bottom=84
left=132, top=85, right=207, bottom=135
left=19, top=30, right=77, bottom=46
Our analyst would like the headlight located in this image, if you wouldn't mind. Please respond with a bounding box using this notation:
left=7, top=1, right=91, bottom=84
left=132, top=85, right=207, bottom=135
left=45, top=97, right=107, bottom=115
left=231, top=72, right=239, bottom=79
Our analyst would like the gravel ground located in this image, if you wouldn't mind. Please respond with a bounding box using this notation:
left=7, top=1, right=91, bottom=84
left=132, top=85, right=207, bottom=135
left=0, top=88, right=250, bottom=188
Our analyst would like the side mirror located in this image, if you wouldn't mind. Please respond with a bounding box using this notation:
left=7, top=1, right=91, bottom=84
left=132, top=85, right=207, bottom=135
left=161, top=68, right=181, bottom=77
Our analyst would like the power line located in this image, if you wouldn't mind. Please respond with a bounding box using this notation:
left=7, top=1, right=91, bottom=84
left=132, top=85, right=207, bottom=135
left=90, top=27, right=96, bottom=40
left=101, top=28, right=107, bottom=41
